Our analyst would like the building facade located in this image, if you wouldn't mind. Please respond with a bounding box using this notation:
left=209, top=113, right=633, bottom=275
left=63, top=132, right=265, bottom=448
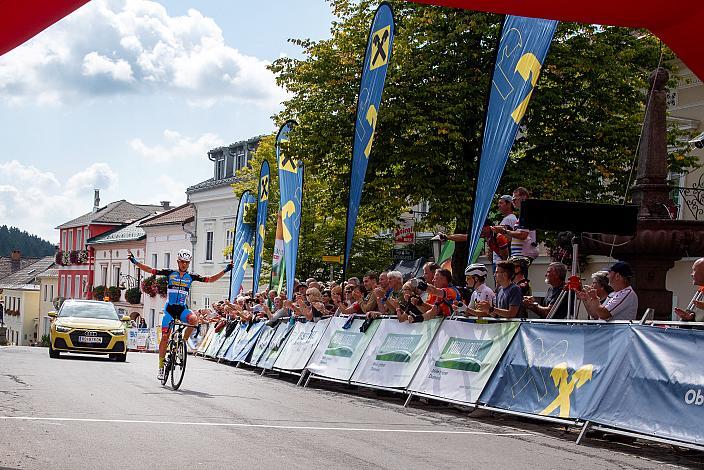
left=86, top=220, right=148, bottom=321
left=55, top=193, right=164, bottom=302
left=186, top=137, right=261, bottom=307
left=139, top=203, right=195, bottom=328
left=37, top=268, right=59, bottom=341
left=0, top=257, right=55, bottom=346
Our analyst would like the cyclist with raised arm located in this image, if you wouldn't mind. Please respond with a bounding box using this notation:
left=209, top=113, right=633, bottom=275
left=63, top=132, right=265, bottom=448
left=127, top=248, right=233, bottom=380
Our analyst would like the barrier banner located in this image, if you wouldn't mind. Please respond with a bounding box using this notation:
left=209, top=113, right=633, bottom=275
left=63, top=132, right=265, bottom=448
left=583, top=326, right=704, bottom=446
left=229, top=321, right=267, bottom=363
left=197, top=328, right=215, bottom=354
left=252, top=160, right=270, bottom=294
left=343, top=2, right=395, bottom=276
left=306, top=316, right=381, bottom=381
left=409, top=320, right=519, bottom=404
left=258, top=321, right=295, bottom=370
left=479, top=323, right=630, bottom=419
left=128, top=329, right=137, bottom=350
left=204, top=329, right=224, bottom=357
left=187, top=324, right=208, bottom=352
left=273, top=318, right=331, bottom=371
left=222, top=322, right=249, bottom=361
left=351, top=318, right=442, bottom=388
left=468, top=16, right=557, bottom=261
left=247, top=324, right=275, bottom=366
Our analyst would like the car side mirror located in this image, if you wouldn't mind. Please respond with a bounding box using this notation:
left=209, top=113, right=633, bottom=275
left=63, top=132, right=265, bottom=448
left=121, top=315, right=131, bottom=322
left=48, top=311, right=57, bottom=318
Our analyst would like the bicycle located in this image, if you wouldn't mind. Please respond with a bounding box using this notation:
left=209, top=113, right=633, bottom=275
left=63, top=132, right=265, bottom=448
left=161, top=320, right=193, bottom=390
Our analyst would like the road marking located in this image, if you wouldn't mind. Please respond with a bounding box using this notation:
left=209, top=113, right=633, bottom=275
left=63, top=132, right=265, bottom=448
left=0, top=416, right=532, bottom=436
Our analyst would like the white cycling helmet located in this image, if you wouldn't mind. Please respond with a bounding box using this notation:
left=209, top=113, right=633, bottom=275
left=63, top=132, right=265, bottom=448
left=177, top=249, right=192, bottom=262
left=465, top=263, right=488, bottom=277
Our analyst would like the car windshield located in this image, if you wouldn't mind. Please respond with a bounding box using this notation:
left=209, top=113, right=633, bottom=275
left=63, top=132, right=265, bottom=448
left=59, top=302, right=119, bottom=320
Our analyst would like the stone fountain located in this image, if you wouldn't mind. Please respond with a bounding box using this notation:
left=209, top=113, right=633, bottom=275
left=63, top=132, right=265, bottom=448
left=582, top=68, right=704, bottom=320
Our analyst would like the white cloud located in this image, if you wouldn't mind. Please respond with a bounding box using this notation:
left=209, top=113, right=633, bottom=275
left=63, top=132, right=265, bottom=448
left=0, top=160, right=118, bottom=241
left=129, top=129, right=224, bottom=162
left=0, top=0, right=288, bottom=106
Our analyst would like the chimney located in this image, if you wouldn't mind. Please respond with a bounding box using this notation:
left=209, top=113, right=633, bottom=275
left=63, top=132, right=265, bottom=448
left=93, top=189, right=100, bottom=212
left=160, top=201, right=171, bottom=210
left=10, top=250, right=20, bottom=262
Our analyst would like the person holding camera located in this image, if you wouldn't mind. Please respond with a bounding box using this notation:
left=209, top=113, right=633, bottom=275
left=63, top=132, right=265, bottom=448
left=396, top=281, right=431, bottom=323
left=408, top=269, right=458, bottom=321
left=284, top=287, right=327, bottom=322
left=674, top=257, right=704, bottom=321
left=577, top=261, right=638, bottom=321
left=464, top=263, right=495, bottom=317
left=524, top=262, right=568, bottom=319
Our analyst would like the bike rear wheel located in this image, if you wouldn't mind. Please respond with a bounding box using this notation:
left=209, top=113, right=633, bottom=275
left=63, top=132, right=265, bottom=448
left=170, top=338, right=187, bottom=390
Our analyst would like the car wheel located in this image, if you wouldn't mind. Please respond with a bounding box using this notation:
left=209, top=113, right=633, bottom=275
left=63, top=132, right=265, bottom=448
left=111, top=353, right=127, bottom=362
left=49, top=342, right=60, bottom=359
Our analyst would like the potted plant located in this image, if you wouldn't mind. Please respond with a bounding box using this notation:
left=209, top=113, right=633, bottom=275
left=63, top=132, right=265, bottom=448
left=54, top=251, right=64, bottom=266
left=107, top=286, right=121, bottom=302
left=141, top=276, right=157, bottom=297
left=69, top=250, right=79, bottom=264
left=125, top=287, right=141, bottom=305
left=92, top=285, right=106, bottom=301
left=61, top=251, right=70, bottom=266
left=77, top=249, right=89, bottom=264
left=156, top=276, right=168, bottom=297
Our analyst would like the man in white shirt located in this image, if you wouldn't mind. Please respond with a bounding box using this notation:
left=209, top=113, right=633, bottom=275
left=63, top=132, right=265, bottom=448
left=579, top=261, right=638, bottom=321
left=464, top=263, right=495, bottom=316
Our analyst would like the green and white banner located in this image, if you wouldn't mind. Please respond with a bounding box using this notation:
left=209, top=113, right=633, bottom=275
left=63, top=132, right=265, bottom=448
left=306, top=316, right=381, bottom=381
left=273, top=318, right=332, bottom=371
left=258, top=321, right=295, bottom=370
left=409, top=320, right=519, bottom=404
left=247, top=324, right=274, bottom=366
left=351, top=318, right=442, bottom=388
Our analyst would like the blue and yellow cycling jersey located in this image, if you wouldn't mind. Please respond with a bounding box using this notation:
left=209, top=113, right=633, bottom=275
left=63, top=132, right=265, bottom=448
left=154, top=269, right=207, bottom=309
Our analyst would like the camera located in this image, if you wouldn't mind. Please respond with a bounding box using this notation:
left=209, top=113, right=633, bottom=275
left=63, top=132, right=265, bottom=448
left=689, top=131, right=704, bottom=149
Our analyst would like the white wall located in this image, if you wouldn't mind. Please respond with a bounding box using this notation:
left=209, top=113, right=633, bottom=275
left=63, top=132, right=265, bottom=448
left=38, top=276, right=58, bottom=340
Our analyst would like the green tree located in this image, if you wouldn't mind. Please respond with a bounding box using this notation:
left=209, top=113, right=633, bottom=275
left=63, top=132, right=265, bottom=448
left=244, top=1, right=697, bottom=283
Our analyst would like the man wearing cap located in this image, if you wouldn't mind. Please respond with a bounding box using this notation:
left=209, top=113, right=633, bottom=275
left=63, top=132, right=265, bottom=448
left=674, top=257, right=704, bottom=321
left=579, top=261, right=638, bottom=321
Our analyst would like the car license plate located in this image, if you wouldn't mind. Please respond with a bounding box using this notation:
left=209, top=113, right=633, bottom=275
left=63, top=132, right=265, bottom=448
left=78, top=336, right=103, bottom=344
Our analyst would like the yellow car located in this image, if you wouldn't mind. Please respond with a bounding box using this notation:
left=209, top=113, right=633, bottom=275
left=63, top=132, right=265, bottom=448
left=49, top=299, right=129, bottom=361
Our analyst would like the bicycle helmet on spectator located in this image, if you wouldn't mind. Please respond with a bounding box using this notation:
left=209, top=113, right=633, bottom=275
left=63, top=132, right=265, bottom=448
left=177, top=249, right=192, bottom=262
left=464, top=263, right=488, bottom=277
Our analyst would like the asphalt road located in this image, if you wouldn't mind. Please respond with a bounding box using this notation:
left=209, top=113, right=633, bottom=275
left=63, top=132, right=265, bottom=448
left=0, top=346, right=701, bottom=470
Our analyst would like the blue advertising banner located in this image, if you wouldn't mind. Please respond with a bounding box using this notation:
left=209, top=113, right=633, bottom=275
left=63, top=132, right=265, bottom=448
left=343, top=2, right=395, bottom=275
left=229, top=320, right=267, bottom=363
left=468, top=16, right=557, bottom=261
left=584, top=326, right=704, bottom=446
left=276, top=120, right=303, bottom=300
left=479, top=323, right=630, bottom=419
left=229, top=190, right=256, bottom=301
left=252, top=160, right=270, bottom=294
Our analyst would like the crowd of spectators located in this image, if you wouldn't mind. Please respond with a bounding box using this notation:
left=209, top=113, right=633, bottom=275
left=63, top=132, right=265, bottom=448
left=192, top=185, right=704, bottom=328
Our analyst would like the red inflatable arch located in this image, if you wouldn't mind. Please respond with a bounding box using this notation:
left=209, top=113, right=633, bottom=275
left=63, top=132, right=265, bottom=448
left=410, top=0, right=704, bottom=80
left=0, top=1, right=701, bottom=79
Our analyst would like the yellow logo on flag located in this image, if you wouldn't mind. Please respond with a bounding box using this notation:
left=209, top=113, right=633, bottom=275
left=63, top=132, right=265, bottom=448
left=278, top=139, right=298, bottom=174
left=260, top=174, right=270, bottom=201
left=369, top=26, right=391, bottom=71
left=539, top=362, right=593, bottom=418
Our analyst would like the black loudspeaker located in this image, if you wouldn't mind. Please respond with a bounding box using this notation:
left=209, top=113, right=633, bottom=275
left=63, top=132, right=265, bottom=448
left=519, top=199, right=639, bottom=236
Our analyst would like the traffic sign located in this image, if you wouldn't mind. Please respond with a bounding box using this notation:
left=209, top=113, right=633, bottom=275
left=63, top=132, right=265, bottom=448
left=322, top=255, right=343, bottom=264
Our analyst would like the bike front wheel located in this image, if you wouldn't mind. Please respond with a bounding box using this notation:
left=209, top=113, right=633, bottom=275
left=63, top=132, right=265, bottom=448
left=170, top=338, right=187, bottom=390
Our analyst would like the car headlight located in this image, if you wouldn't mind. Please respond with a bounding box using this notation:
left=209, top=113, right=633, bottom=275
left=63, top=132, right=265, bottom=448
left=110, top=328, right=126, bottom=335
left=55, top=325, right=71, bottom=333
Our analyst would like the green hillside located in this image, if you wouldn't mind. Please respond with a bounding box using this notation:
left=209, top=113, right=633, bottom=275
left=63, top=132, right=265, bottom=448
left=0, top=226, right=55, bottom=258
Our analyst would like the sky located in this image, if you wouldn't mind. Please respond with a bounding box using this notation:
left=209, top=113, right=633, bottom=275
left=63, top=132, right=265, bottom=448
left=0, top=0, right=335, bottom=242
